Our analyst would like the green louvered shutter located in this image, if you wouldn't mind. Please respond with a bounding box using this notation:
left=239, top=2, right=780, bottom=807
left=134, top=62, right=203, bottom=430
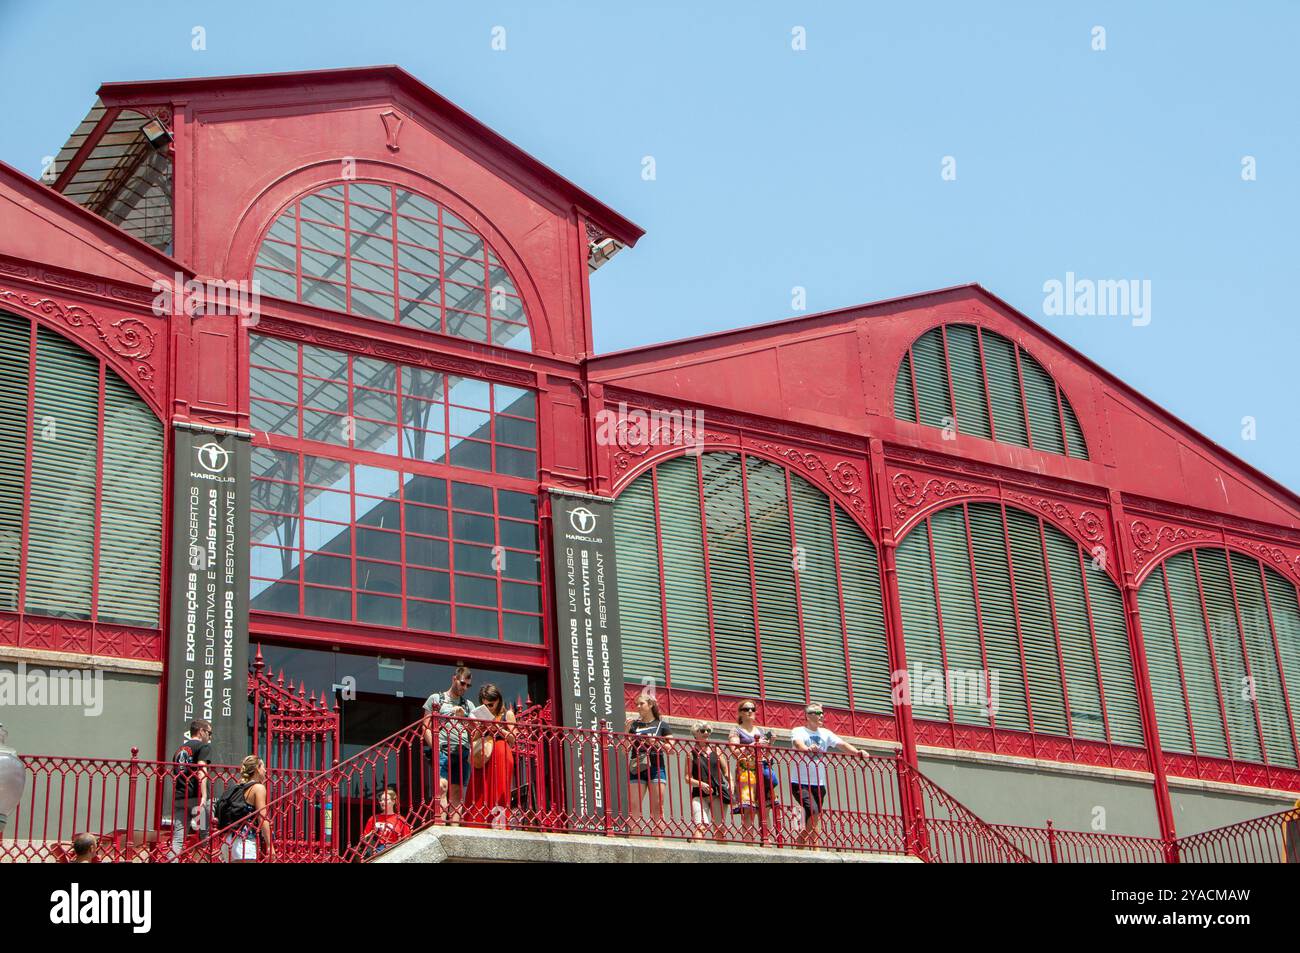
left=944, top=325, right=992, bottom=440
left=835, top=507, right=892, bottom=715
left=26, top=328, right=99, bottom=619
left=789, top=477, right=848, bottom=708
left=1229, top=553, right=1296, bottom=766
left=97, top=374, right=164, bottom=626
left=1042, top=527, right=1106, bottom=742
left=928, top=506, right=988, bottom=726
left=980, top=331, right=1030, bottom=448
left=655, top=457, right=713, bottom=691
left=911, top=328, right=953, bottom=429
left=894, top=351, right=917, bottom=422
left=1264, top=568, right=1300, bottom=758
left=1163, top=551, right=1228, bottom=758
left=1061, top=394, right=1089, bottom=460
left=613, top=472, right=665, bottom=688
left=0, top=313, right=29, bottom=611
left=702, top=453, right=759, bottom=696
left=1136, top=567, right=1192, bottom=752
left=1088, top=570, right=1144, bottom=746
left=895, top=521, right=947, bottom=723
left=966, top=502, right=1030, bottom=731
left=1004, top=507, right=1068, bottom=736
left=1196, top=549, right=1262, bottom=763
left=1018, top=349, right=1066, bottom=455
left=746, top=457, right=803, bottom=703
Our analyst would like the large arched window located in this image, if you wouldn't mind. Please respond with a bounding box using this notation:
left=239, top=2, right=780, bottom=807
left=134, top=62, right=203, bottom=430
left=1136, top=548, right=1300, bottom=768
left=253, top=182, right=531, bottom=350
left=613, top=451, right=892, bottom=716
left=0, top=311, right=164, bottom=628
left=894, top=501, right=1142, bottom=746
left=894, top=324, right=1088, bottom=459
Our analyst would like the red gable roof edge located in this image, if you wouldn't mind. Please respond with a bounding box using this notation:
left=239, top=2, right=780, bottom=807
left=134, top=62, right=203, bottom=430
left=95, top=65, right=644, bottom=248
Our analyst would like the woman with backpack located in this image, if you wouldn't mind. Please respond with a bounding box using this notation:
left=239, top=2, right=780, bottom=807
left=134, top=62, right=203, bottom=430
left=217, top=756, right=274, bottom=863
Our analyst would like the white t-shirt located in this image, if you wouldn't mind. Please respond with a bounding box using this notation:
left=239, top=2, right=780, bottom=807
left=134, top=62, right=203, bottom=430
left=790, top=726, right=844, bottom=786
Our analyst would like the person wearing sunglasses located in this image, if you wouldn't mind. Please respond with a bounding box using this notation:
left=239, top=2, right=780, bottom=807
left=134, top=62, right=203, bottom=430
left=790, top=704, right=869, bottom=849
left=169, top=719, right=213, bottom=860
left=728, top=700, right=779, bottom=842
left=422, top=663, right=476, bottom=825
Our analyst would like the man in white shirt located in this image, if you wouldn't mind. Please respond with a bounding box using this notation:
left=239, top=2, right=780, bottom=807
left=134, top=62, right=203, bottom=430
left=790, top=703, right=870, bottom=848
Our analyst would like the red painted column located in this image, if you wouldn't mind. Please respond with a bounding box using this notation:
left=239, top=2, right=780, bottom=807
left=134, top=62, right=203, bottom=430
left=865, top=439, right=928, bottom=857
left=1107, top=490, right=1179, bottom=860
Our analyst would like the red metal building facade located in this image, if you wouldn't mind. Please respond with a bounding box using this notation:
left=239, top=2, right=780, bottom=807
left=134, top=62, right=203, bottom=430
left=2, top=67, right=1298, bottom=842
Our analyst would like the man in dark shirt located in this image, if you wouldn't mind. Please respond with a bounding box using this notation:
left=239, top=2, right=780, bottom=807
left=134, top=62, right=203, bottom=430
left=169, top=719, right=212, bottom=859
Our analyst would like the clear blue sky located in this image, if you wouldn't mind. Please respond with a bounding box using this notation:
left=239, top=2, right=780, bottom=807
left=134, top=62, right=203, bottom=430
left=1, top=1, right=1296, bottom=491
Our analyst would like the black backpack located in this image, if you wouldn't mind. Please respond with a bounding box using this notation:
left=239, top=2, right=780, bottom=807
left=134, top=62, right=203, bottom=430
left=215, top=781, right=256, bottom=829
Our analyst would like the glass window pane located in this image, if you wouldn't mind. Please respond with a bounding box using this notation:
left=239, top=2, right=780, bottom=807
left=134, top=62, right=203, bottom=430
left=449, top=406, right=491, bottom=437
left=301, top=194, right=345, bottom=227
left=301, top=345, right=348, bottom=381
left=304, top=519, right=350, bottom=552
left=357, top=560, right=402, bottom=594
left=305, top=553, right=352, bottom=587
left=409, top=599, right=451, bottom=633
left=300, top=220, right=344, bottom=255
left=355, top=497, right=399, bottom=531
left=452, top=482, right=493, bottom=514
left=497, top=491, right=537, bottom=522
left=251, top=400, right=297, bottom=437
left=251, top=581, right=300, bottom=614
left=448, top=439, right=490, bottom=472
left=250, top=335, right=298, bottom=371
left=503, top=550, right=539, bottom=582
left=404, top=503, right=447, bottom=537
left=303, top=488, right=351, bottom=522
left=406, top=536, right=449, bottom=569
left=447, top=376, right=490, bottom=409
left=406, top=568, right=450, bottom=601
left=452, top=511, right=495, bottom=544
left=503, top=581, right=540, bottom=613
left=356, top=528, right=401, bottom=562
left=402, top=428, right=446, bottom=462
left=500, top=519, right=537, bottom=552
left=493, top=386, right=535, bottom=418
left=454, top=605, right=499, bottom=639
left=350, top=289, right=394, bottom=321
left=454, top=543, right=495, bottom=575
left=354, top=464, right=399, bottom=498
left=301, top=582, right=348, bottom=621
left=357, top=593, right=402, bottom=627
left=495, top=446, right=536, bottom=478
left=503, top=612, right=541, bottom=645
left=495, top=417, right=536, bottom=448
left=403, top=475, right=446, bottom=505
left=252, top=445, right=298, bottom=486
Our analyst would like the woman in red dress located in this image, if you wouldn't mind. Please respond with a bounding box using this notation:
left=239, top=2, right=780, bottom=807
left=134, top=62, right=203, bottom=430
left=466, top=683, right=516, bottom=828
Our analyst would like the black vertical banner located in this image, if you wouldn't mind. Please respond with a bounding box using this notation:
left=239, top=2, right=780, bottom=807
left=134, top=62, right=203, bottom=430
left=549, top=491, right=626, bottom=830
left=165, top=427, right=250, bottom=768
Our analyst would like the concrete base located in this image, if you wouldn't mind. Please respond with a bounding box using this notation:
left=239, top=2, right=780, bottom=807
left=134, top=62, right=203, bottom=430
left=373, top=825, right=920, bottom=863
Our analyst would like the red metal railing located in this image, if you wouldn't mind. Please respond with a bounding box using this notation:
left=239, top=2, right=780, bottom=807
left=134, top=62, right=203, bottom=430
left=991, top=820, right=1167, bottom=863
left=12, top=718, right=1298, bottom=864
left=900, top=761, right=1032, bottom=862
left=172, top=715, right=1002, bottom=862
left=0, top=748, right=315, bottom=863
left=1171, top=806, right=1300, bottom=863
